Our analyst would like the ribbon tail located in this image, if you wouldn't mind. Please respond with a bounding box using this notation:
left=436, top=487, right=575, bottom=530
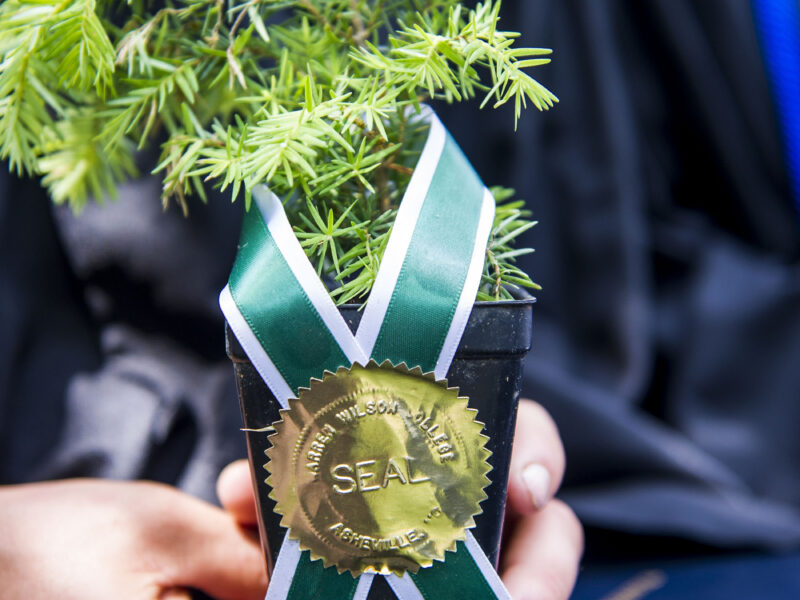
left=386, top=573, right=425, bottom=600
left=410, top=535, right=510, bottom=600
left=265, top=540, right=366, bottom=600
left=265, top=535, right=302, bottom=600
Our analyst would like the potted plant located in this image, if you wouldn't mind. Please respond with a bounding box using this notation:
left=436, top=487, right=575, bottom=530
left=0, top=1, right=556, bottom=598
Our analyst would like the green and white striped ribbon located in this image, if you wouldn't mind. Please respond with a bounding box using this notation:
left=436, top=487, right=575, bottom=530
left=220, top=109, right=510, bottom=600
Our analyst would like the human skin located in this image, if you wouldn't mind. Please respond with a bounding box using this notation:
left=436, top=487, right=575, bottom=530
left=0, top=399, right=581, bottom=600
left=218, top=399, right=584, bottom=600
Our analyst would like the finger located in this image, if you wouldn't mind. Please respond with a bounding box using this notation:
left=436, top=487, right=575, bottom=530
left=501, top=500, right=583, bottom=600
left=506, top=399, right=566, bottom=514
left=155, top=489, right=268, bottom=600
left=217, top=460, right=259, bottom=527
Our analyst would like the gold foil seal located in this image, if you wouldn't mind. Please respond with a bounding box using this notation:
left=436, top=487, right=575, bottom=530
left=266, top=360, right=491, bottom=576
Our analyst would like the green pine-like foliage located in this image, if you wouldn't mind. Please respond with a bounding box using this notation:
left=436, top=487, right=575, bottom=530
left=0, top=0, right=555, bottom=302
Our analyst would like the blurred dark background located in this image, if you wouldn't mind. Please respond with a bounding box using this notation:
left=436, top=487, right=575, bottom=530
left=2, top=0, right=800, bottom=598
left=437, top=0, right=800, bottom=597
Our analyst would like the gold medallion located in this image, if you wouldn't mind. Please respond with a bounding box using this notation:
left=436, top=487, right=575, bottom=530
left=265, top=360, right=491, bottom=576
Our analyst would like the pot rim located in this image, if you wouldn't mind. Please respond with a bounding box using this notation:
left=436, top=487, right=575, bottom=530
left=338, top=290, right=537, bottom=312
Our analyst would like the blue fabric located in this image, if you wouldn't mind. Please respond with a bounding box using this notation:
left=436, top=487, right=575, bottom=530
left=572, top=551, right=800, bottom=600
left=753, top=0, right=800, bottom=215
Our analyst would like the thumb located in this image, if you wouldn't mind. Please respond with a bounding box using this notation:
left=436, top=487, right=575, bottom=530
left=506, top=399, right=566, bottom=515
left=217, top=459, right=259, bottom=527
left=161, top=491, right=268, bottom=600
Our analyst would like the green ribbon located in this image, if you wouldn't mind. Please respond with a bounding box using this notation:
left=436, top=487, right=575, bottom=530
left=221, top=110, right=509, bottom=600
left=368, top=134, right=485, bottom=369
left=229, top=198, right=350, bottom=391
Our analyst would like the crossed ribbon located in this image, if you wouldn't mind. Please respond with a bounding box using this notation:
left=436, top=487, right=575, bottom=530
left=221, top=109, right=511, bottom=600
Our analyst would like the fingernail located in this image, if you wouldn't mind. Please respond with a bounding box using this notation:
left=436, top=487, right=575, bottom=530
left=522, top=463, right=551, bottom=509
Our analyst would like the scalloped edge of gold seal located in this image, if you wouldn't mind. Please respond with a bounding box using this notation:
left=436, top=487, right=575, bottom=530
left=265, top=360, right=491, bottom=577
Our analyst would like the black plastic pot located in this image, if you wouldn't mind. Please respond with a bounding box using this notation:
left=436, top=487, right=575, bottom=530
left=225, top=297, right=534, bottom=598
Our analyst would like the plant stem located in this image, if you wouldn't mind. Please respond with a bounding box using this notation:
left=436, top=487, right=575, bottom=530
left=298, top=0, right=331, bottom=28
left=350, top=0, right=368, bottom=46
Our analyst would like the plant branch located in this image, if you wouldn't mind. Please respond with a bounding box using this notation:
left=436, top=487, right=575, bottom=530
left=0, top=0, right=548, bottom=302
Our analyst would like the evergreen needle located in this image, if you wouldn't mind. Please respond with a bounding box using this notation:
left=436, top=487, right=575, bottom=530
left=0, top=0, right=553, bottom=303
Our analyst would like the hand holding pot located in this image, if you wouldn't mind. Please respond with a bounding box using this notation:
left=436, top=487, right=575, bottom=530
left=500, top=399, right=583, bottom=600
left=217, top=399, right=583, bottom=600
left=0, top=479, right=268, bottom=600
